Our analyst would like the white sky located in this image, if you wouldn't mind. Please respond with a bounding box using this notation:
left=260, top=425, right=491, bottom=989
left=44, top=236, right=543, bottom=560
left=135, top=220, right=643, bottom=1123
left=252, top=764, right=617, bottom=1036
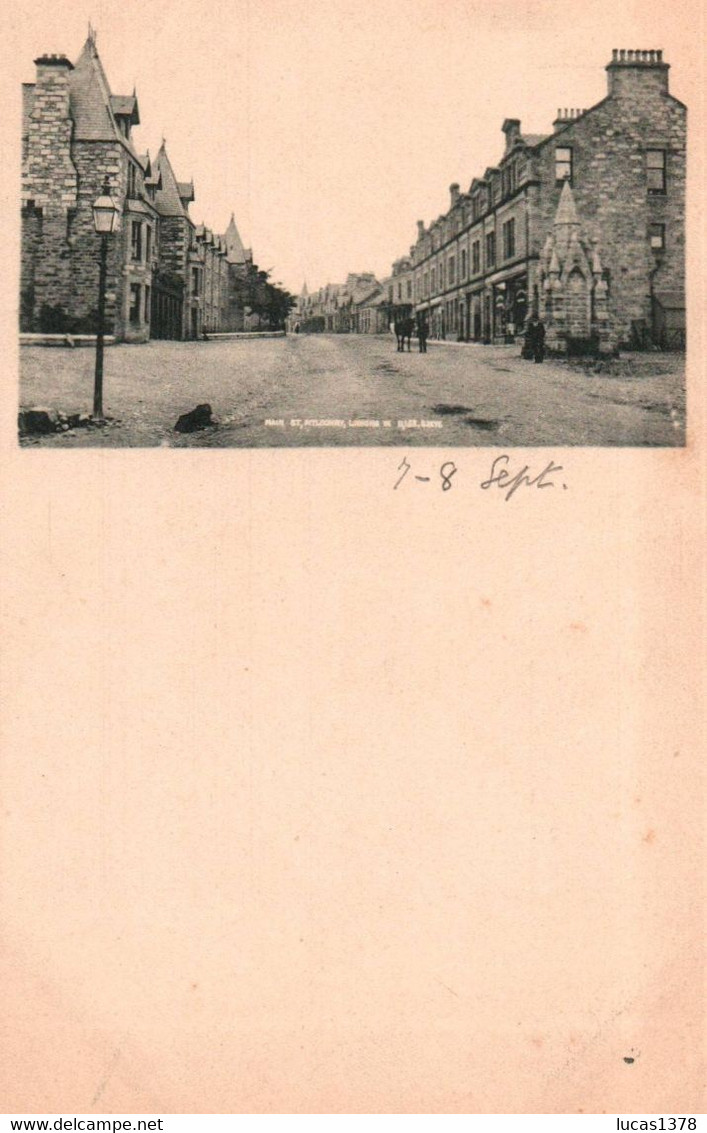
left=8, top=0, right=699, bottom=295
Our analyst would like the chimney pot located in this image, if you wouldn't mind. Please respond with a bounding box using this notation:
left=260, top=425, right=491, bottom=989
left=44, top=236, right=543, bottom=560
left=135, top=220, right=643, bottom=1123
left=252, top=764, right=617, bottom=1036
left=34, top=53, right=74, bottom=69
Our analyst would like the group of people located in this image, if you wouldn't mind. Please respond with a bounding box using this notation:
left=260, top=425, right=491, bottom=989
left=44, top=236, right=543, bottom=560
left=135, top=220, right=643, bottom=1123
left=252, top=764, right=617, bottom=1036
left=402, top=314, right=545, bottom=360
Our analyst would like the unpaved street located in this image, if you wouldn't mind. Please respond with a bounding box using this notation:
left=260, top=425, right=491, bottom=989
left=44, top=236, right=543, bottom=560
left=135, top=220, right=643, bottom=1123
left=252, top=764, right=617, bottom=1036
left=19, top=333, right=685, bottom=447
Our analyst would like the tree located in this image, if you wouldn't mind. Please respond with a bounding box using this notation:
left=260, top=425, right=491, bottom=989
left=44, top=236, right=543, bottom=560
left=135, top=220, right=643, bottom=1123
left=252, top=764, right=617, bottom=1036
left=231, top=263, right=296, bottom=330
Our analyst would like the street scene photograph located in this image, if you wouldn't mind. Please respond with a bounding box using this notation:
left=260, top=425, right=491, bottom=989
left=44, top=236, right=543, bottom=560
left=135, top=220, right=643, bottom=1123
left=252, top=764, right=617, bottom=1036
left=17, top=1, right=687, bottom=447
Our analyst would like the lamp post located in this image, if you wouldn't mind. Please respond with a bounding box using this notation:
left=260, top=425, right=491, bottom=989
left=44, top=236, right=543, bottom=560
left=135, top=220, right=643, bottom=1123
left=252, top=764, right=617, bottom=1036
left=92, top=178, right=119, bottom=418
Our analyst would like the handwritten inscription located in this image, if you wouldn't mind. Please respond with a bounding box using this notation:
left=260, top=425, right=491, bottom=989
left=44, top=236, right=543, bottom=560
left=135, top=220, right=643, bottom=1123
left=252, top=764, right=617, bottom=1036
left=393, top=454, right=567, bottom=498
left=480, top=455, right=566, bottom=501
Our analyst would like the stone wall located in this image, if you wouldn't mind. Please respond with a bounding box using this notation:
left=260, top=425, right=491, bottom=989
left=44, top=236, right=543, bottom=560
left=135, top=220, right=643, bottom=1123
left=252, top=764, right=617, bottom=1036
left=69, top=143, right=128, bottom=336
left=532, top=60, right=685, bottom=344
left=20, top=61, right=132, bottom=337
left=158, top=216, right=192, bottom=336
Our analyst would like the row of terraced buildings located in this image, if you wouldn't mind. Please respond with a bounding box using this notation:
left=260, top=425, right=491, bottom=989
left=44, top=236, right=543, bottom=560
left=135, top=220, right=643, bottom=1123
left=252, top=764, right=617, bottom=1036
left=296, top=49, right=686, bottom=353
left=21, top=30, right=253, bottom=342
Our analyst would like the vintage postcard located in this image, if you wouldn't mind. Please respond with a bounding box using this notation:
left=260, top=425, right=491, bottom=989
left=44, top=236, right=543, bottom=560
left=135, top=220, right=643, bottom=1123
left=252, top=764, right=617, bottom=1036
left=1, top=0, right=704, bottom=1118
left=15, top=1, right=688, bottom=448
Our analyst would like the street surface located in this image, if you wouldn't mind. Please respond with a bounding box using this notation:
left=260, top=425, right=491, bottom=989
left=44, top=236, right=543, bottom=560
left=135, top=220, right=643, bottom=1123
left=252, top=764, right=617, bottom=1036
left=19, top=333, right=685, bottom=447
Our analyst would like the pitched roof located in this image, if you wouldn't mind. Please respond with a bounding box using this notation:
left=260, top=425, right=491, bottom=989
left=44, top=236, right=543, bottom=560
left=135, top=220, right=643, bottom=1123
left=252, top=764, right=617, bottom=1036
left=69, top=36, right=122, bottom=141
left=177, top=180, right=194, bottom=203
left=110, top=93, right=139, bottom=124
left=153, top=142, right=190, bottom=217
left=521, top=133, right=548, bottom=148
left=225, top=213, right=248, bottom=264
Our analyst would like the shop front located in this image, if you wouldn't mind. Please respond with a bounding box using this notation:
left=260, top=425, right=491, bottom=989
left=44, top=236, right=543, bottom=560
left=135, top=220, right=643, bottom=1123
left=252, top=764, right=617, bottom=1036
left=491, top=273, right=528, bottom=342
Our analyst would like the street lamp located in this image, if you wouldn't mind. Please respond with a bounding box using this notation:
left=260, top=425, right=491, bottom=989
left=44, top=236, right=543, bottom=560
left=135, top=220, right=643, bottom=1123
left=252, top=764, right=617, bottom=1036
left=92, top=178, right=119, bottom=418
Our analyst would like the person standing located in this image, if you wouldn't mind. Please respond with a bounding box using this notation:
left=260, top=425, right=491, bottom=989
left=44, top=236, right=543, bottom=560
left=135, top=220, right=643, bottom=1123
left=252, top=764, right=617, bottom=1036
left=533, top=318, right=546, bottom=363
left=522, top=317, right=536, bottom=360
left=417, top=316, right=428, bottom=353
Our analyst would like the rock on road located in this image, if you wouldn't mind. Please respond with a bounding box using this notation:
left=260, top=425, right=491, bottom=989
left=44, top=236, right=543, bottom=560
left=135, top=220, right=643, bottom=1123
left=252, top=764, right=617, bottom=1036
left=19, top=333, right=685, bottom=447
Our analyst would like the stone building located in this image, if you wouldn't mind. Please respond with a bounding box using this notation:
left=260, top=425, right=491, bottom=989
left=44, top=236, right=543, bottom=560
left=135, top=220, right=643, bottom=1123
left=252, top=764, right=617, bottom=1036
left=408, top=49, right=685, bottom=351
left=20, top=31, right=254, bottom=342
left=222, top=213, right=253, bottom=331
left=21, top=33, right=159, bottom=342
left=295, top=274, right=386, bottom=333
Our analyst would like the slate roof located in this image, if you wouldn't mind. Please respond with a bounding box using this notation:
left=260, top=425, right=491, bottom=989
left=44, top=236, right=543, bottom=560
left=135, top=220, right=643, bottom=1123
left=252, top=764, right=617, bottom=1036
left=110, top=93, right=139, bottom=124
left=521, top=133, right=549, bottom=148
left=69, top=37, right=123, bottom=141
left=154, top=142, right=191, bottom=218
left=225, top=213, right=248, bottom=264
left=177, top=180, right=194, bottom=203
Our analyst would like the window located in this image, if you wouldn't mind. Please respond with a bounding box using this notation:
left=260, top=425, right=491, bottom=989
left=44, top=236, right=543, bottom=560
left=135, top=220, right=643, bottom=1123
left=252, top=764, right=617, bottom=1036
left=145, top=225, right=152, bottom=263
left=448, top=256, right=455, bottom=286
left=649, top=223, right=665, bottom=250
left=131, top=220, right=142, bottom=261
left=127, top=163, right=138, bottom=198
left=144, top=285, right=151, bottom=322
left=129, top=283, right=141, bottom=325
left=502, top=161, right=517, bottom=197
left=192, top=267, right=201, bottom=296
left=431, top=267, right=436, bottom=293
left=503, top=218, right=516, bottom=260
left=646, top=149, right=666, bottom=193
left=486, top=231, right=496, bottom=269
left=461, top=248, right=467, bottom=279
left=472, top=241, right=481, bottom=275
left=406, top=280, right=412, bottom=299
left=555, top=146, right=573, bottom=184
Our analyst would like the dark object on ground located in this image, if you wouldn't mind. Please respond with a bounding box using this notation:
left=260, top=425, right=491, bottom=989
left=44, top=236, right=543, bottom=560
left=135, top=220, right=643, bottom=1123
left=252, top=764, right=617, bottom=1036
left=431, top=404, right=474, bottom=415
left=19, top=406, right=59, bottom=435
left=174, top=403, right=216, bottom=432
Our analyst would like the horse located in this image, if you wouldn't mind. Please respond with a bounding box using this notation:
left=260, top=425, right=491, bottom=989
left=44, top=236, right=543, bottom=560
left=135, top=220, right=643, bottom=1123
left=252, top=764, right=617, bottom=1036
left=394, top=316, right=415, bottom=352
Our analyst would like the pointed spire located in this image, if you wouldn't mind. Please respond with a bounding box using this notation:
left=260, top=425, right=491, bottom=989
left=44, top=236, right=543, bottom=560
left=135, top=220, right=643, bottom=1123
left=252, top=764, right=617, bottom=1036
left=225, top=213, right=248, bottom=264
left=554, top=179, right=580, bottom=226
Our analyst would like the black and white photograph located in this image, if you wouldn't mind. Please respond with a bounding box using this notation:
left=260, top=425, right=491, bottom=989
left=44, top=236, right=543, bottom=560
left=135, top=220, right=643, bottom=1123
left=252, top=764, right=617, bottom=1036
left=17, top=1, right=688, bottom=447
left=2, top=0, right=704, bottom=1122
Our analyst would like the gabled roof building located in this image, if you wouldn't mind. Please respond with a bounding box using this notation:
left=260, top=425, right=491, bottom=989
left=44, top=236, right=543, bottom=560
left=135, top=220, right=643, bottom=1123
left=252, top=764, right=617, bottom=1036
left=20, top=31, right=253, bottom=341
left=407, top=49, right=685, bottom=351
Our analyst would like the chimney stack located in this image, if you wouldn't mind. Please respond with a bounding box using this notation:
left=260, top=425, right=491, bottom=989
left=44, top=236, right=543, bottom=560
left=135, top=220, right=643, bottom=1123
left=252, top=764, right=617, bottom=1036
left=502, top=118, right=522, bottom=152
left=606, top=48, right=669, bottom=96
